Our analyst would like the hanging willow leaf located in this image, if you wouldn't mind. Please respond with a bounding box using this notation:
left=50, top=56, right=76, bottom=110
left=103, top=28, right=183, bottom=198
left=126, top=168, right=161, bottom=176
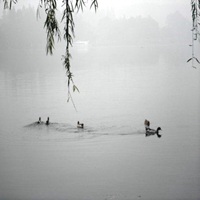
left=73, top=85, right=80, bottom=92
left=194, top=56, right=200, bottom=63
left=44, top=8, right=61, bottom=55
left=187, top=58, right=193, bottom=62
left=90, top=0, right=98, bottom=11
left=3, top=0, right=17, bottom=9
left=75, top=0, right=85, bottom=11
left=3, top=0, right=8, bottom=9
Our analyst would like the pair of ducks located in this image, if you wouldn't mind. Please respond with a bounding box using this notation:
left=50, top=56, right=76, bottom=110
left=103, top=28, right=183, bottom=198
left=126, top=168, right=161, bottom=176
left=37, top=117, right=84, bottom=129
left=144, top=119, right=162, bottom=138
left=77, top=121, right=84, bottom=128
left=37, top=117, right=49, bottom=125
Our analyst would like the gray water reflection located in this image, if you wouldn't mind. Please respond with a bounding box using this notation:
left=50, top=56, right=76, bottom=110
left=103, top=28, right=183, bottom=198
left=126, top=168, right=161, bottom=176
left=0, top=45, right=200, bottom=200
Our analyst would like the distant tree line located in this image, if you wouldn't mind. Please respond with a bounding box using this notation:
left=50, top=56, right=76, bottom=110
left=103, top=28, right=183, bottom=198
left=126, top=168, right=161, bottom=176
left=0, top=7, right=191, bottom=51
left=75, top=11, right=190, bottom=46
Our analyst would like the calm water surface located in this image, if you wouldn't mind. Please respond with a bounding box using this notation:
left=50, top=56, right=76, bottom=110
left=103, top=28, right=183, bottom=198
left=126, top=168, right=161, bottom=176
left=0, top=46, right=199, bottom=200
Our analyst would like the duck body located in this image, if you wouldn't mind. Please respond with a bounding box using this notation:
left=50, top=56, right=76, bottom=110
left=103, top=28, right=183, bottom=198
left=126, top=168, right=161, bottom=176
left=46, top=117, right=50, bottom=125
left=146, top=127, right=162, bottom=138
left=77, top=121, right=84, bottom=128
left=37, top=117, right=42, bottom=124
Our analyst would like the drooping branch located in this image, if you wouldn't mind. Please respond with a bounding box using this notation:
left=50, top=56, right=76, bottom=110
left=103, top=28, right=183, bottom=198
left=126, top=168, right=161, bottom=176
left=61, top=0, right=77, bottom=106
left=2, top=0, right=99, bottom=104
left=191, top=0, right=200, bottom=40
left=37, top=0, right=61, bottom=55
left=60, top=0, right=98, bottom=105
left=188, top=0, right=200, bottom=68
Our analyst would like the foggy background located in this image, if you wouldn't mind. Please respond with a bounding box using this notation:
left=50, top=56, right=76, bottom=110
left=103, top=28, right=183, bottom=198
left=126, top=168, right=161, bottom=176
left=0, top=1, right=200, bottom=200
left=0, top=0, right=193, bottom=71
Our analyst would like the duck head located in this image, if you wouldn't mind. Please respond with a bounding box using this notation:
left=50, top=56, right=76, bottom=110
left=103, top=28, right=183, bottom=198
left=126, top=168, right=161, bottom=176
left=157, top=127, right=162, bottom=131
left=156, top=127, right=162, bottom=138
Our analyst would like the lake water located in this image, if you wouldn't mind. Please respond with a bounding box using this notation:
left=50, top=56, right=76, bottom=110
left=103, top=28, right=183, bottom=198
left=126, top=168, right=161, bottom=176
left=0, top=45, right=200, bottom=200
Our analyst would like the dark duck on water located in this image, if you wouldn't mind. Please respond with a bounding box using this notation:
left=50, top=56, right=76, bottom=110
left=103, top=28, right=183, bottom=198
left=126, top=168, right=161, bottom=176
left=144, top=119, right=162, bottom=138
left=37, top=117, right=42, bottom=124
left=46, top=117, right=50, bottom=125
left=77, top=121, right=84, bottom=128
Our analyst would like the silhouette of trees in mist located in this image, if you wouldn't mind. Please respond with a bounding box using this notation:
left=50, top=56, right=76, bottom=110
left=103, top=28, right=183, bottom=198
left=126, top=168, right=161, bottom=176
left=74, top=12, right=190, bottom=46
left=0, top=7, right=191, bottom=52
left=0, top=6, right=46, bottom=50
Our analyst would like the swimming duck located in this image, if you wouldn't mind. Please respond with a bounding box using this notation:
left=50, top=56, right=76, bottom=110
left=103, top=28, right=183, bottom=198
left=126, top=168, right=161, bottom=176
left=37, top=117, right=42, bottom=124
left=46, top=117, right=50, bottom=125
left=77, top=121, right=84, bottom=128
left=146, top=127, right=162, bottom=138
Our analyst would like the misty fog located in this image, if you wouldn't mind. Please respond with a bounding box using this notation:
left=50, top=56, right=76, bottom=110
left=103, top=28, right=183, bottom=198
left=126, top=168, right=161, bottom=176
left=0, top=2, right=200, bottom=200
